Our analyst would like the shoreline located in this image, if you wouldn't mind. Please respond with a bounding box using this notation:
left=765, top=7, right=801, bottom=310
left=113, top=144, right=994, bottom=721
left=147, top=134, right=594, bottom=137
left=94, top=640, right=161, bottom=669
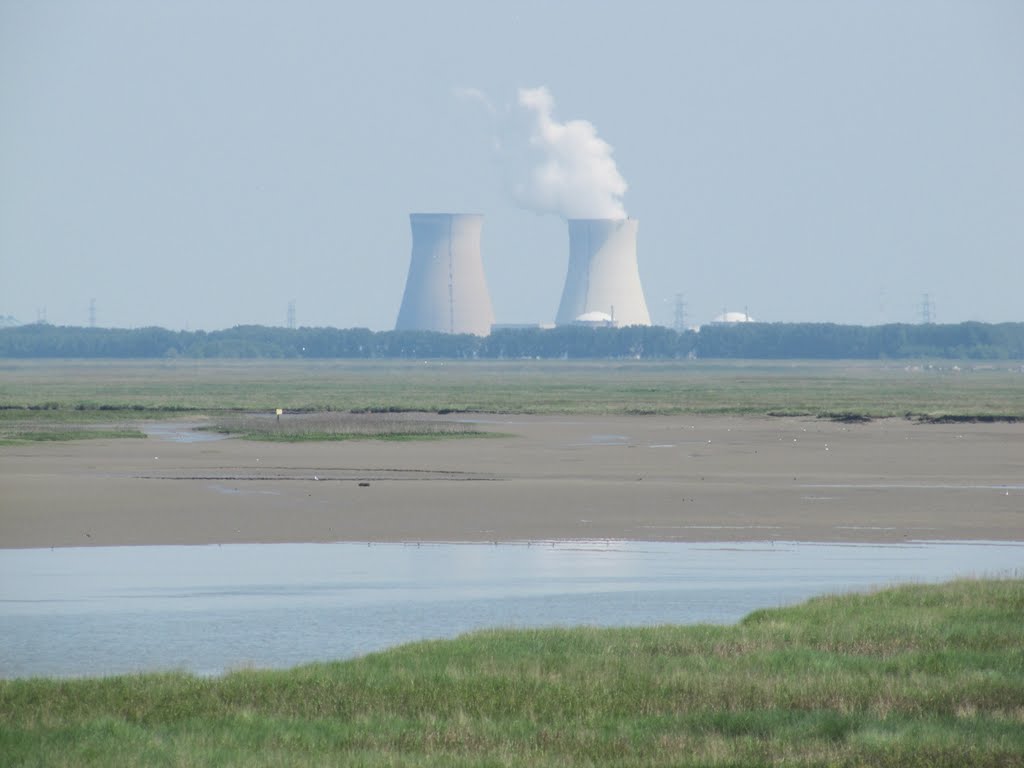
left=2, top=414, right=1022, bottom=549
left=5, top=538, right=1022, bottom=555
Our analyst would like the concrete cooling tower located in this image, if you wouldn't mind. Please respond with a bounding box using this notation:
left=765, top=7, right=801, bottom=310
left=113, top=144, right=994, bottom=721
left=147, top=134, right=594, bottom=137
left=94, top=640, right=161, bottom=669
left=394, top=213, right=495, bottom=336
left=555, top=218, right=651, bottom=327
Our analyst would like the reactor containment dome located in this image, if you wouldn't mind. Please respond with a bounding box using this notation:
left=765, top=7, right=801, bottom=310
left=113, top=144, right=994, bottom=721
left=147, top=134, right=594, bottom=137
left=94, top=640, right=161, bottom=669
left=555, top=218, right=651, bottom=327
left=394, top=213, right=495, bottom=336
left=710, top=311, right=755, bottom=325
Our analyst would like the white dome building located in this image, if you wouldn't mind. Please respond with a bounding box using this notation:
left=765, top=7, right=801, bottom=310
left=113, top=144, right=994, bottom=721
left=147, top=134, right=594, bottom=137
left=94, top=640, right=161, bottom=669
left=572, top=310, right=615, bottom=327
left=710, top=310, right=755, bottom=325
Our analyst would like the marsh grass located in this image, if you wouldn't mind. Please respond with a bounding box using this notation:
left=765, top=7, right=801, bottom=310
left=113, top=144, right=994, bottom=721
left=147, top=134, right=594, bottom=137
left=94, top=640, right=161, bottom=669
left=2, top=579, right=1022, bottom=767
left=2, top=359, right=1022, bottom=442
left=0, top=421, right=146, bottom=445
left=2, top=359, right=1022, bottom=418
left=208, top=411, right=500, bottom=442
left=0, top=403, right=192, bottom=444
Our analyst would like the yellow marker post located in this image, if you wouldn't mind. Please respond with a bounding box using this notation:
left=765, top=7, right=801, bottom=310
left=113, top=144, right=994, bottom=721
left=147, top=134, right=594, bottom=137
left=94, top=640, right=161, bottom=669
left=276, top=408, right=283, bottom=423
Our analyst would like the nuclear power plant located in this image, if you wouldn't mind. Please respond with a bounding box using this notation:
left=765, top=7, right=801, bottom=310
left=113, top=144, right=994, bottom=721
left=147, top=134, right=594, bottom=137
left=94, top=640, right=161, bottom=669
left=394, top=213, right=495, bottom=336
left=395, top=214, right=651, bottom=333
left=555, top=218, right=651, bottom=327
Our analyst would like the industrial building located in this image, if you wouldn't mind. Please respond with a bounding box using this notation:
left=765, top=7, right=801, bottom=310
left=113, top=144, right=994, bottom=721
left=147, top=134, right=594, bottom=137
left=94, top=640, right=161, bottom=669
left=394, top=214, right=653, bottom=334
left=709, top=311, right=755, bottom=325
left=394, top=213, right=495, bottom=336
left=555, top=218, right=651, bottom=327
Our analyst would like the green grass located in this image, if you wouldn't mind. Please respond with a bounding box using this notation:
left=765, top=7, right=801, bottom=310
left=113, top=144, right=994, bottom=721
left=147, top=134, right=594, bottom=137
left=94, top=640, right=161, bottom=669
left=2, top=579, right=1022, bottom=767
left=0, top=425, right=147, bottom=445
left=1, top=358, right=1022, bottom=415
left=1, top=359, right=1022, bottom=441
left=206, top=411, right=505, bottom=443
left=227, top=430, right=502, bottom=443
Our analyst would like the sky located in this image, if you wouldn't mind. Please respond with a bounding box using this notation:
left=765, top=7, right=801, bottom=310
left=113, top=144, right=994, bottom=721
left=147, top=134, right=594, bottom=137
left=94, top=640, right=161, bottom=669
left=1, top=0, right=1022, bottom=331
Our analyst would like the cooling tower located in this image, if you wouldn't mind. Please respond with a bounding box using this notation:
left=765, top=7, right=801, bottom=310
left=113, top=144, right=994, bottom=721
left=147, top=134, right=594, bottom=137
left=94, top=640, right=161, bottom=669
left=555, top=218, right=651, bottom=327
left=395, top=213, right=495, bottom=336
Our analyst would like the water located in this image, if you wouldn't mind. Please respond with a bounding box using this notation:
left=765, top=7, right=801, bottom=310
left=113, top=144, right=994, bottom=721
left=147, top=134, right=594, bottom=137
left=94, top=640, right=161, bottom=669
left=141, top=422, right=227, bottom=443
left=1, top=540, right=1020, bottom=679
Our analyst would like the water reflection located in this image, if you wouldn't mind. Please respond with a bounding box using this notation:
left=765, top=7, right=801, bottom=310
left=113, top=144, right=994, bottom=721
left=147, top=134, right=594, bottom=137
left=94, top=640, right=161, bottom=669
left=1, top=540, right=1020, bottom=679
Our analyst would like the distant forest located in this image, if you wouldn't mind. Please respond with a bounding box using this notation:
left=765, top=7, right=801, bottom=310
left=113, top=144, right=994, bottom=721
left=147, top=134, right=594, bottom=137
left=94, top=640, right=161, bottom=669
left=2, top=322, right=1023, bottom=360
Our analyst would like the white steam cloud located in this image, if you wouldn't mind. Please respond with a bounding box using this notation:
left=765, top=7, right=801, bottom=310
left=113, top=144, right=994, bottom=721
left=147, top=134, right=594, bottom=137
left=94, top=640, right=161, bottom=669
left=507, top=87, right=627, bottom=219
left=458, top=86, right=628, bottom=220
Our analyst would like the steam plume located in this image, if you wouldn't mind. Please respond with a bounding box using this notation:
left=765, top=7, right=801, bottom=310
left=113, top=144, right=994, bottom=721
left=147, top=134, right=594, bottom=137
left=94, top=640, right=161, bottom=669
left=508, top=87, right=627, bottom=219
left=498, top=86, right=628, bottom=219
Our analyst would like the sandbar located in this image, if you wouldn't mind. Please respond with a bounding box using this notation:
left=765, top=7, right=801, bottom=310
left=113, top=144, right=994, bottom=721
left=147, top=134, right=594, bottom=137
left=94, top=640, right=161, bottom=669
left=1, top=415, right=1021, bottom=548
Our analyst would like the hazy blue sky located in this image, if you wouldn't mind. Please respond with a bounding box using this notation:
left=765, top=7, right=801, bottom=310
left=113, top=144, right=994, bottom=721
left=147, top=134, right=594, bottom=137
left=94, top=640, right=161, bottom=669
left=2, top=0, right=1021, bottom=331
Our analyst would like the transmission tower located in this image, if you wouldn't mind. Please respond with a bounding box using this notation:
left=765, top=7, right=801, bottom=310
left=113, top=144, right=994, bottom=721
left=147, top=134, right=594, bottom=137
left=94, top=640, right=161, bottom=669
left=286, top=300, right=296, bottom=330
left=88, top=298, right=96, bottom=328
left=920, top=293, right=934, bottom=325
left=673, top=293, right=687, bottom=333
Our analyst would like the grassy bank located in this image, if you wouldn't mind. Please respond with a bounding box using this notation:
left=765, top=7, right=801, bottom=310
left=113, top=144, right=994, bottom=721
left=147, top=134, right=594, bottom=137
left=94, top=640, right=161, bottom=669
left=2, top=579, right=1022, bottom=767
left=207, top=411, right=502, bottom=442
left=0, top=424, right=147, bottom=445
left=2, top=358, right=1021, bottom=442
left=2, top=358, right=1023, bottom=417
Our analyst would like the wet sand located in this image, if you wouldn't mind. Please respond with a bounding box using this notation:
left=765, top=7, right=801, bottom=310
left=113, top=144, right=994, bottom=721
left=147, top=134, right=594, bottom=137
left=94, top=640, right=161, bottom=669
left=1, top=415, right=1021, bottom=548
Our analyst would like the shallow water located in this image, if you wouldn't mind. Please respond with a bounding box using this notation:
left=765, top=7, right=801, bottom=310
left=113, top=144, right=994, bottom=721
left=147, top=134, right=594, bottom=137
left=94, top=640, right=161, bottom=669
left=141, top=422, right=227, bottom=443
left=1, top=540, right=1021, bottom=679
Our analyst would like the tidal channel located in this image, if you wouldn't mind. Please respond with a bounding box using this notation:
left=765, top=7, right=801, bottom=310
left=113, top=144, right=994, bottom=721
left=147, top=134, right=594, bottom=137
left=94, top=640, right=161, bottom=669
left=2, top=539, right=1021, bottom=679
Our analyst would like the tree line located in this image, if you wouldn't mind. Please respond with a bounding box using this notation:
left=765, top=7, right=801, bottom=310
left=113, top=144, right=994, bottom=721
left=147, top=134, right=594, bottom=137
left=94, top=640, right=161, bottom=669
left=1, top=321, right=1023, bottom=360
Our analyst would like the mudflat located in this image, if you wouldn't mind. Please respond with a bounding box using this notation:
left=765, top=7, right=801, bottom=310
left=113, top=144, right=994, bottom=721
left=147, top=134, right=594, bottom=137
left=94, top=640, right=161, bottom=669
left=1, top=415, right=1021, bottom=548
